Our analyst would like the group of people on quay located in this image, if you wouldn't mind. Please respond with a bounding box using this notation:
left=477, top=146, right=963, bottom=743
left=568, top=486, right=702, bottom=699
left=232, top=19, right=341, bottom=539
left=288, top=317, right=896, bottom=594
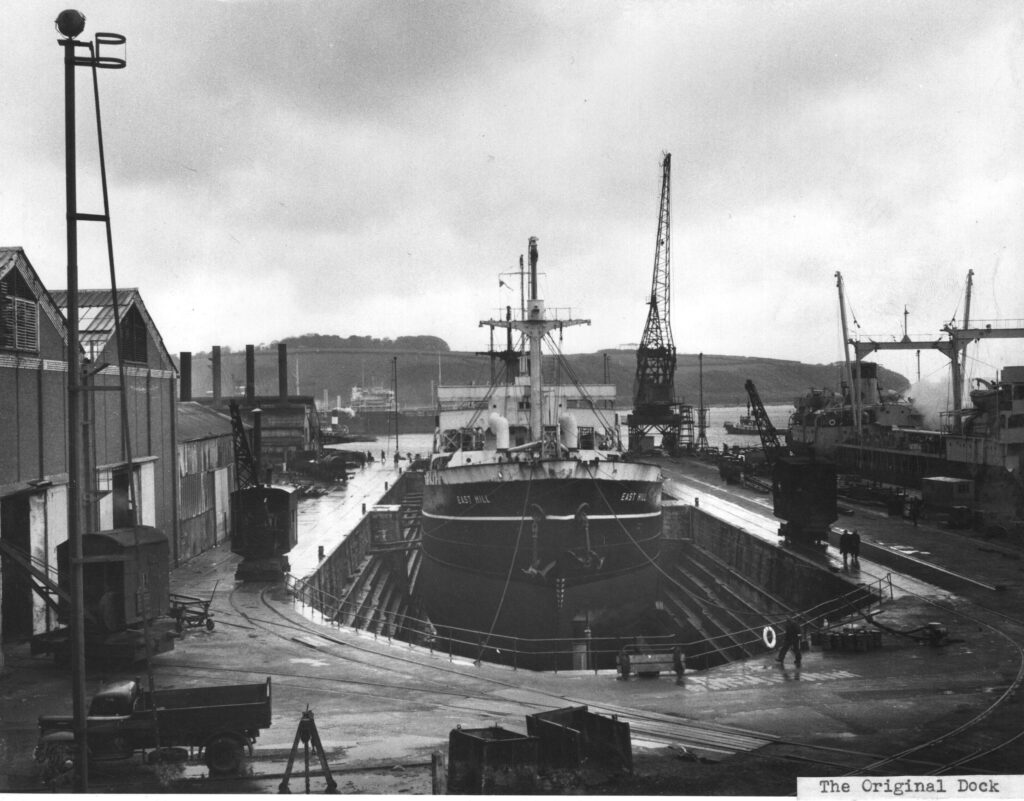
left=839, top=528, right=861, bottom=568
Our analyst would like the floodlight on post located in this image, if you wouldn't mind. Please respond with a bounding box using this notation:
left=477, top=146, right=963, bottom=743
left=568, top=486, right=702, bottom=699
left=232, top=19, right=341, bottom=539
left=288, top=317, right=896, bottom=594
left=57, top=11, right=127, bottom=792
left=55, top=9, right=86, bottom=39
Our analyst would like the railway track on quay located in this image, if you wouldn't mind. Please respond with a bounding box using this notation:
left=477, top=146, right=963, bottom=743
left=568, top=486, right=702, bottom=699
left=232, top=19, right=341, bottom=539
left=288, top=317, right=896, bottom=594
left=178, top=567, right=1021, bottom=785
left=662, top=459, right=1024, bottom=778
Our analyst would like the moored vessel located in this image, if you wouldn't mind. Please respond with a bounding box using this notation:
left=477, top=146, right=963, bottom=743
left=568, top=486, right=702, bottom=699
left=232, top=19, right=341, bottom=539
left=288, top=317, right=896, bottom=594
left=787, top=361, right=923, bottom=457
left=418, top=238, right=664, bottom=657
left=798, top=272, right=1024, bottom=540
left=723, top=404, right=760, bottom=435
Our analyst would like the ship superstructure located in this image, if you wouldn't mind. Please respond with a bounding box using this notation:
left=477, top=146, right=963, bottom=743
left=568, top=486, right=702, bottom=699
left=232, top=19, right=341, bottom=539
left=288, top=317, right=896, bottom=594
left=418, top=238, right=664, bottom=656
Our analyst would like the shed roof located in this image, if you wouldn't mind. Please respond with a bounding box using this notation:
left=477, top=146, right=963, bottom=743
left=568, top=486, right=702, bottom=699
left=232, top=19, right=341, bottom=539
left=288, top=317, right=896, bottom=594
left=177, top=401, right=234, bottom=443
left=50, top=288, right=175, bottom=370
left=0, top=246, right=69, bottom=345
left=85, top=526, right=168, bottom=549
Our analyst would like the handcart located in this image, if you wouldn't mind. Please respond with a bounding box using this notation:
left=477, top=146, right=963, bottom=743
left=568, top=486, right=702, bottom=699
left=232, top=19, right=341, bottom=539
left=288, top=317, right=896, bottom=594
left=169, top=582, right=218, bottom=632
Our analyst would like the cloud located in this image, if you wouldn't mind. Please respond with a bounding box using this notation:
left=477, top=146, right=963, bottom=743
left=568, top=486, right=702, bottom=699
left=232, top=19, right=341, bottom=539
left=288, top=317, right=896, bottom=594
left=1, top=0, right=1022, bottom=375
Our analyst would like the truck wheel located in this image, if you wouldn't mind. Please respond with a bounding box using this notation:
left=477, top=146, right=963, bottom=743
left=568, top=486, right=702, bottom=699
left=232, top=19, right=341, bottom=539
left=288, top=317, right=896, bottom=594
left=205, top=735, right=244, bottom=775
left=205, top=618, right=215, bottom=631
left=37, top=743, right=75, bottom=786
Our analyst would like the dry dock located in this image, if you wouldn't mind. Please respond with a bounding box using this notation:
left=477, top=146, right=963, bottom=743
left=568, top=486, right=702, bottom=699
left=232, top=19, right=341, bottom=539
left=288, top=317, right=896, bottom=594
left=1, top=455, right=1023, bottom=794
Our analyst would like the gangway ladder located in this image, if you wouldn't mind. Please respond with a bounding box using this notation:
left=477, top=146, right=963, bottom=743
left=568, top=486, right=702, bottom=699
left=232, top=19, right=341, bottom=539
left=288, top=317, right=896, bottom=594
left=278, top=707, right=338, bottom=794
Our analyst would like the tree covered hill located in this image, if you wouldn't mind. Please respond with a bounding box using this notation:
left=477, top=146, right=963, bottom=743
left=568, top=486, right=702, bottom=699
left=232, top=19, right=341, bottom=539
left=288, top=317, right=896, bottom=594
left=179, top=334, right=909, bottom=410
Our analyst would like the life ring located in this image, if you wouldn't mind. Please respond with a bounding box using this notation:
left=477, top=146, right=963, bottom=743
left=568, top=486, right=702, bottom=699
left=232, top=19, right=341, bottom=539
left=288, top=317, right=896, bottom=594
left=828, top=417, right=837, bottom=427
left=762, top=625, right=777, bottom=648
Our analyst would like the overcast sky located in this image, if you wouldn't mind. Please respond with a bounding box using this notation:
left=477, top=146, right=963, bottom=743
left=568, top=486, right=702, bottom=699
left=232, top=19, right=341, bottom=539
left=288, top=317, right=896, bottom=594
left=2, top=1, right=1022, bottom=390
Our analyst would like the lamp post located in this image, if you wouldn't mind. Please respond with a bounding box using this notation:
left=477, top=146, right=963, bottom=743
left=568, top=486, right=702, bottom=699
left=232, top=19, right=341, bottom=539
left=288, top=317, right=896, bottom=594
left=393, top=356, right=399, bottom=457
left=56, top=10, right=125, bottom=792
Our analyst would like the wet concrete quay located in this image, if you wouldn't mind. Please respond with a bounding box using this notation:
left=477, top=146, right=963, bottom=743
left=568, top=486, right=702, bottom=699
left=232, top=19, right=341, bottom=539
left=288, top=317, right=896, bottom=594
left=1, top=455, right=1022, bottom=794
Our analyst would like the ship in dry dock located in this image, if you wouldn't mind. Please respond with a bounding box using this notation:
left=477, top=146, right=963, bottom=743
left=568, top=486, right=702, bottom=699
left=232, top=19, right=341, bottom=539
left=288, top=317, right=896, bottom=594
left=418, top=238, right=664, bottom=648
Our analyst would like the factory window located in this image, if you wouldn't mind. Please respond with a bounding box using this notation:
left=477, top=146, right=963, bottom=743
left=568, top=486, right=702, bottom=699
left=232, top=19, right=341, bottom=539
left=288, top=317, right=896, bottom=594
left=0, top=270, right=39, bottom=353
left=119, top=305, right=148, bottom=364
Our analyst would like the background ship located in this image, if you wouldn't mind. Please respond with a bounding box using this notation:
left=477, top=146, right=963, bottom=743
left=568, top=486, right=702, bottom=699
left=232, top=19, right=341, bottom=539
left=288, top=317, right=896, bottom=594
left=787, top=361, right=924, bottom=457
left=791, top=272, right=1024, bottom=544
left=723, top=403, right=763, bottom=435
left=418, top=238, right=663, bottom=659
left=322, top=385, right=437, bottom=438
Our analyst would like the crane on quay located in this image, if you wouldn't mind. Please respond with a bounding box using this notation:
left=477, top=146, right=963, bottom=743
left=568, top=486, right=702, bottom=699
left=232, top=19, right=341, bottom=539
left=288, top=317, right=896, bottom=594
left=627, top=153, right=692, bottom=454
left=745, top=379, right=837, bottom=547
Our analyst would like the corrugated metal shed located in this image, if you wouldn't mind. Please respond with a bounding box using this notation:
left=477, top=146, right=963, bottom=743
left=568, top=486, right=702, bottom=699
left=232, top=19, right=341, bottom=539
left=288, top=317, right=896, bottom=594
left=177, top=402, right=234, bottom=443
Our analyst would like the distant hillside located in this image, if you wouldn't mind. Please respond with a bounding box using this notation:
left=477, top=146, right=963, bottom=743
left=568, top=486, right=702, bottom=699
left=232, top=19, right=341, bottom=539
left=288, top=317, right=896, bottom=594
left=178, top=338, right=909, bottom=410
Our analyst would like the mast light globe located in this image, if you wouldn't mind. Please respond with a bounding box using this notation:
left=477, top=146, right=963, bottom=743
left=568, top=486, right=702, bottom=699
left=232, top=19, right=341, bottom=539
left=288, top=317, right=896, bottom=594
left=55, top=9, right=86, bottom=39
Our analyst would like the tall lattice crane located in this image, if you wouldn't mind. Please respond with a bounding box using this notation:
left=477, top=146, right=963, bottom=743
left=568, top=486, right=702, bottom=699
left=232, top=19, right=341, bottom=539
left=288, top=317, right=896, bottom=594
left=636, top=153, right=675, bottom=408
left=628, top=153, right=688, bottom=453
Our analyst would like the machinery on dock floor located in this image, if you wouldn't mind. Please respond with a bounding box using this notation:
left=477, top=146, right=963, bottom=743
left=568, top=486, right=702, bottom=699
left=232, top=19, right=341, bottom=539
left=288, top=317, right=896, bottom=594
left=229, top=401, right=298, bottom=581
left=746, top=379, right=837, bottom=546
left=0, top=525, right=177, bottom=667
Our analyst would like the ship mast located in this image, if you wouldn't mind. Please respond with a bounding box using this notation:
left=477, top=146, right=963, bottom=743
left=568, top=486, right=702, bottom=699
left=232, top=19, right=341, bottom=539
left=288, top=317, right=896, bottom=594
left=958, top=268, right=974, bottom=424
left=482, top=237, right=589, bottom=443
left=835, top=272, right=859, bottom=438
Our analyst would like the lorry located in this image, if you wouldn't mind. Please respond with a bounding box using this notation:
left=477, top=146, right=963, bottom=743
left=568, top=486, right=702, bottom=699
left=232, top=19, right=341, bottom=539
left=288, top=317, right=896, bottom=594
left=34, top=677, right=272, bottom=779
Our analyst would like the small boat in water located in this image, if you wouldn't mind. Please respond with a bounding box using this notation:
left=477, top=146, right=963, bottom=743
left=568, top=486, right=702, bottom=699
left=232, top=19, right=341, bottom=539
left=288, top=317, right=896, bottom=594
left=418, top=238, right=663, bottom=658
left=723, top=404, right=760, bottom=435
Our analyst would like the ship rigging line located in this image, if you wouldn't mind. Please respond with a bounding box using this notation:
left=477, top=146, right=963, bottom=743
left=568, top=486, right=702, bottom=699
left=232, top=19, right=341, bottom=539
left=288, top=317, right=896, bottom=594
left=479, top=471, right=533, bottom=653
left=542, top=333, right=617, bottom=436
left=459, top=359, right=510, bottom=433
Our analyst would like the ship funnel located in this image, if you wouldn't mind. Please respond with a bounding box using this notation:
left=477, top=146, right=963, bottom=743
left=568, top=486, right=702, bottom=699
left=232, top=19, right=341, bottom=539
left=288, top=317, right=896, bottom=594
left=559, top=413, right=578, bottom=450
left=855, top=361, right=880, bottom=406
left=489, top=412, right=510, bottom=450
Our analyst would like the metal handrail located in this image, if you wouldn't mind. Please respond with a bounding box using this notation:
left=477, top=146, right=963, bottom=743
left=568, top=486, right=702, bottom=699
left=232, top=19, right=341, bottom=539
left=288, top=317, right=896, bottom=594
left=283, top=569, right=891, bottom=671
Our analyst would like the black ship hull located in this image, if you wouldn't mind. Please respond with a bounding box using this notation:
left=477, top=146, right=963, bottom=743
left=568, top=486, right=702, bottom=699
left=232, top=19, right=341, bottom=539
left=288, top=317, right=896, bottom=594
left=419, top=459, right=663, bottom=647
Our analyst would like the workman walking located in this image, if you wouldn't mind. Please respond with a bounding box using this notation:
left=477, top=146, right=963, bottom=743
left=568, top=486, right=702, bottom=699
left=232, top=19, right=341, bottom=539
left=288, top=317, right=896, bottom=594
left=850, top=530, right=861, bottom=566
left=672, top=645, right=685, bottom=685
left=839, top=529, right=850, bottom=567
left=909, top=497, right=921, bottom=527
left=776, top=617, right=802, bottom=668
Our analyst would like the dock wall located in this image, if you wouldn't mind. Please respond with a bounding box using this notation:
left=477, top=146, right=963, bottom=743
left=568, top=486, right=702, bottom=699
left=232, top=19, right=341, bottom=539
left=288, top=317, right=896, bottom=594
left=664, top=503, right=875, bottom=620
left=303, top=471, right=423, bottom=605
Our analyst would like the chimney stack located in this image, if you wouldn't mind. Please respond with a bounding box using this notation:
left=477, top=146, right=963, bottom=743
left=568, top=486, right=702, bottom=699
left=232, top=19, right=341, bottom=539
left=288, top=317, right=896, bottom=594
left=278, top=343, right=288, bottom=400
left=246, top=345, right=255, bottom=401
left=179, top=352, right=192, bottom=401
left=212, top=346, right=222, bottom=403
